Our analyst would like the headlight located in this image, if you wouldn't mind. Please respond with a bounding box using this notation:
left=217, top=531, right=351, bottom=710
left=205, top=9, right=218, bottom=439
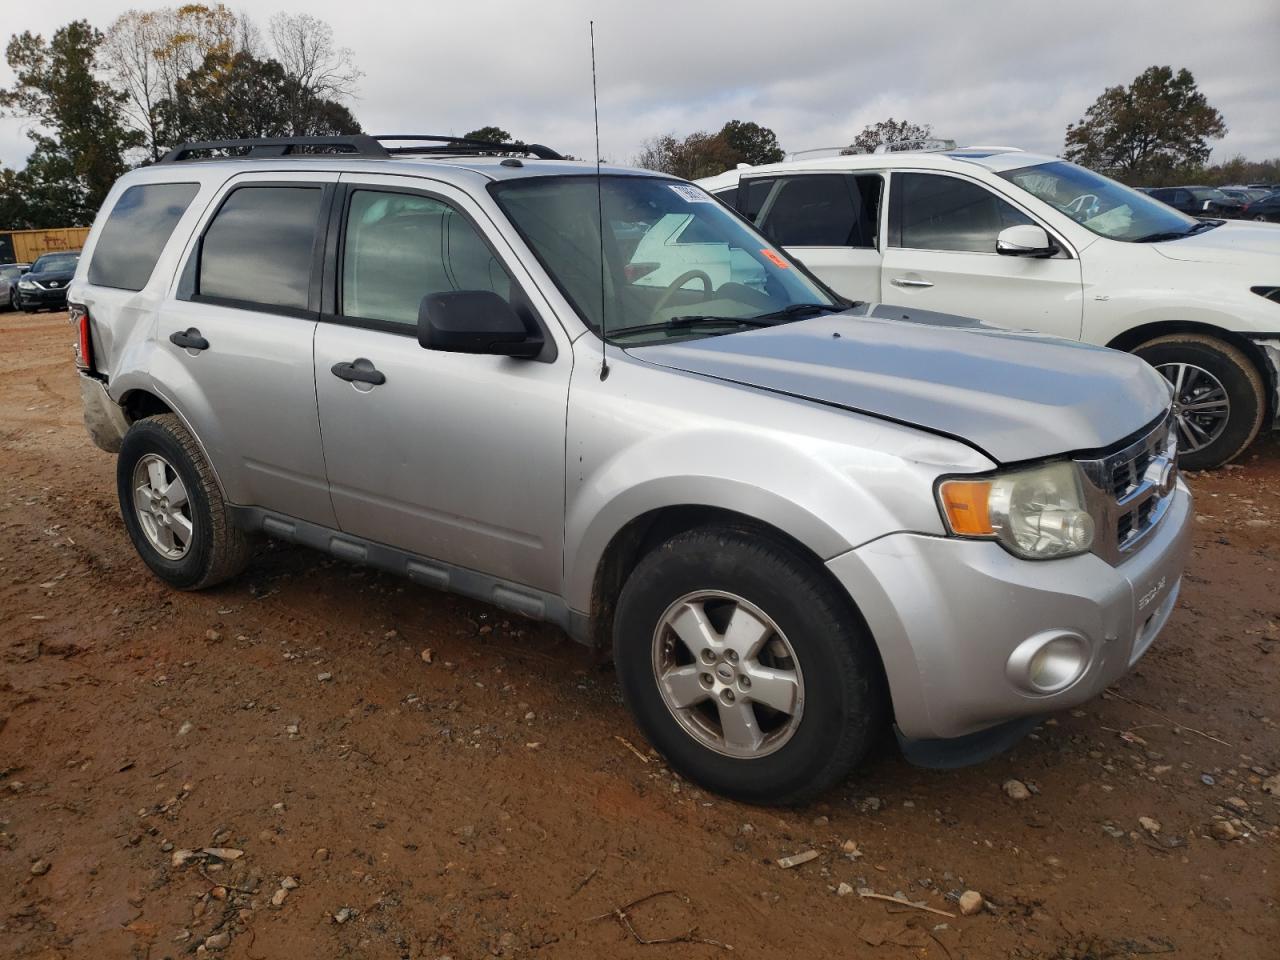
left=18, top=279, right=37, bottom=290
left=937, top=461, right=1095, bottom=560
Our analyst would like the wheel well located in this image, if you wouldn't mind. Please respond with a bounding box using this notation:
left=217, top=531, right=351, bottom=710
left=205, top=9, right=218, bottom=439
left=586, top=506, right=878, bottom=662
left=1108, top=321, right=1275, bottom=419
left=119, top=390, right=173, bottom=424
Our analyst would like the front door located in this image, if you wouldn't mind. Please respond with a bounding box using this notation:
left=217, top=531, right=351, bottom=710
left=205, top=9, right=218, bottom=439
left=879, top=171, right=1084, bottom=340
left=312, top=175, right=570, bottom=591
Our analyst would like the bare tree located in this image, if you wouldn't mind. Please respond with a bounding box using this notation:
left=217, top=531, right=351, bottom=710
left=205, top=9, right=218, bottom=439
left=268, top=13, right=361, bottom=103
left=103, top=4, right=245, bottom=160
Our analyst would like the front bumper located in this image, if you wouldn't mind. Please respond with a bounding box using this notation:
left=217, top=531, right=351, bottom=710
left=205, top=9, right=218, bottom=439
left=827, top=481, right=1193, bottom=744
left=79, top=374, right=129, bottom=453
left=18, top=284, right=69, bottom=308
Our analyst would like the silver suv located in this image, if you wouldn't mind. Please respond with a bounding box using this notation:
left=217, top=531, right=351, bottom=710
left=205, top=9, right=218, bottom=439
left=71, top=134, right=1193, bottom=803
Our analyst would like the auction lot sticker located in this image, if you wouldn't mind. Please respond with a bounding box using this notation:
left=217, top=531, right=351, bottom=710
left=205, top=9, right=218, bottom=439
left=669, top=184, right=712, bottom=203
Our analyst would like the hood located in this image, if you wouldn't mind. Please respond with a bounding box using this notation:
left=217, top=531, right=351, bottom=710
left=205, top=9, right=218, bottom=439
left=27, top=269, right=76, bottom=284
left=1153, top=221, right=1280, bottom=264
left=627, top=305, right=1171, bottom=464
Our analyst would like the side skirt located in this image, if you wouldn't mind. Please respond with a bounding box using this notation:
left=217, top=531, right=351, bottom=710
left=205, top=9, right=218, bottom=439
left=227, top=506, right=591, bottom=645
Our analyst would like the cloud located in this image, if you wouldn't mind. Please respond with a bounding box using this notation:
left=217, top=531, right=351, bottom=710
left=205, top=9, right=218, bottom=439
left=1, top=0, right=1276, bottom=174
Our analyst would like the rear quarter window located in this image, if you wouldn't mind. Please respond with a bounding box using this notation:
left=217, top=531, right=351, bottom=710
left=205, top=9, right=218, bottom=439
left=88, top=182, right=200, bottom=291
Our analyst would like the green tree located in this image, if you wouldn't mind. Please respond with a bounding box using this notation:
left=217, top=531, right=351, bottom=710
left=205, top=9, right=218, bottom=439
left=1, top=21, right=140, bottom=220
left=158, top=49, right=361, bottom=145
left=462, top=126, right=513, bottom=144
left=842, top=118, right=934, bottom=155
left=719, top=120, right=784, bottom=165
left=634, top=131, right=740, bottom=179
left=1064, top=66, right=1226, bottom=183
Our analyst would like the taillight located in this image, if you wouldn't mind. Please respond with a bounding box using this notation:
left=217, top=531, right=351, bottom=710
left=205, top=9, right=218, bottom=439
left=624, top=262, right=660, bottom=283
left=70, top=302, right=94, bottom=372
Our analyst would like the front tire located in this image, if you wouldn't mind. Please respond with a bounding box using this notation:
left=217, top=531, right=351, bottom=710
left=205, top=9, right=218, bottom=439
left=613, top=525, right=886, bottom=805
left=117, top=414, right=250, bottom=589
left=1134, top=334, right=1265, bottom=470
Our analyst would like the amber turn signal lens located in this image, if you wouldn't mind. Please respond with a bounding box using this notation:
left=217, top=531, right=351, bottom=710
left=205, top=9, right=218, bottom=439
left=938, top=479, right=994, bottom=536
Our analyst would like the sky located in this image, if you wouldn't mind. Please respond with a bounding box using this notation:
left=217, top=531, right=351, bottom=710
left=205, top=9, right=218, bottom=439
left=2, top=0, right=1278, bottom=170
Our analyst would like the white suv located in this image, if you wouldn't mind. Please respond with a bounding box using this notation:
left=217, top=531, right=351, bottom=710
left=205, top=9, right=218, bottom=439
left=700, top=147, right=1280, bottom=470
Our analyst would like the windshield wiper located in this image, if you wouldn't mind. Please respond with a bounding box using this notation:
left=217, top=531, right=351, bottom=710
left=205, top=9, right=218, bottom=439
left=749, top=302, right=851, bottom=322
left=1133, top=220, right=1220, bottom=243
left=606, top=315, right=775, bottom=339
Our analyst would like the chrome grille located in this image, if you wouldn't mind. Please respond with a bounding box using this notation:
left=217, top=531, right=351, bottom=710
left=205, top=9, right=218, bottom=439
left=1078, top=413, right=1178, bottom=565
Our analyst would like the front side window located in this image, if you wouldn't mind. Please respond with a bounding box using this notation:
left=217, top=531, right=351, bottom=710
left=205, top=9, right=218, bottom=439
left=491, top=176, right=837, bottom=346
left=754, top=174, right=880, bottom=248
left=999, top=160, right=1201, bottom=242
left=89, top=182, right=199, bottom=291
left=199, top=186, right=322, bottom=310
left=341, top=189, right=515, bottom=327
left=894, top=173, right=1032, bottom=252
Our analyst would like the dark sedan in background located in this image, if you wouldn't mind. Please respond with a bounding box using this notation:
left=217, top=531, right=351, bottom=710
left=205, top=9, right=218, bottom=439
left=1, top=262, right=32, bottom=311
left=13, top=251, right=80, bottom=312
left=1147, top=186, right=1246, bottom=218
left=1240, top=192, right=1280, bottom=223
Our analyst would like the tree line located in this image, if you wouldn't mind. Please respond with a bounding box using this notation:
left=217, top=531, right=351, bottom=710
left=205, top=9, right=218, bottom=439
left=1, top=24, right=1274, bottom=233
left=0, top=4, right=361, bottom=229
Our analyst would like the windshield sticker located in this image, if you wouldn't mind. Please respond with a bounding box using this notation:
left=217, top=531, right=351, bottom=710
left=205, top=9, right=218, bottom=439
left=760, top=249, right=789, bottom=268
left=669, top=184, right=712, bottom=203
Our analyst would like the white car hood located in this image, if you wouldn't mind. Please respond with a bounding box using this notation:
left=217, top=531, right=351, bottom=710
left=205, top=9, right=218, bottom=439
left=1152, top=221, right=1280, bottom=264
left=628, top=305, right=1171, bottom=464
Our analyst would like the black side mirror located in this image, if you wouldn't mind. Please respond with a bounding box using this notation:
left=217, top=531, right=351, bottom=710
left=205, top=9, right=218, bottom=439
left=417, top=290, right=543, bottom=359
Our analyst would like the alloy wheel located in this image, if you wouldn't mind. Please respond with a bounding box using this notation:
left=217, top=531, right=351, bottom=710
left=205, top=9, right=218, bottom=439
left=651, top=590, right=804, bottom=759
left=132, top=453, right=194, bottom=560
left=1156, top=361, right=1231, bottom=455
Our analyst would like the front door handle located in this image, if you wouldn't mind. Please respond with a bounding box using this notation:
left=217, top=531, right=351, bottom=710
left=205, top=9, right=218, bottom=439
left=890, top=277, right=934, bottom=289
left=331, top=358, right=386, bottom=386
left=169, top=328, right=209, bottom=351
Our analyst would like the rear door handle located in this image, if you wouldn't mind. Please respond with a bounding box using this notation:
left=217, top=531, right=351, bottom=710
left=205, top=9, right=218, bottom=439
left=331, top=358, right=386, bottom=386
left=169, top=327, right=209, bottom=351
left=890, top=277, right=934, bottom=289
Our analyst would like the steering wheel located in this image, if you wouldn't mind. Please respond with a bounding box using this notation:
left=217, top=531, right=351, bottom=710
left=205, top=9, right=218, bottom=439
left=652, top=269, right=714, bottom=316
left=1063, top=193, right=1099, bottom=219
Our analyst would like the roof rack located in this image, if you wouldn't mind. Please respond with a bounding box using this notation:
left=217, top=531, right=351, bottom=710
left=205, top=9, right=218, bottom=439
left=871, top=138, right=957, bottom=154
left=158, top=134, right=565, bottom=164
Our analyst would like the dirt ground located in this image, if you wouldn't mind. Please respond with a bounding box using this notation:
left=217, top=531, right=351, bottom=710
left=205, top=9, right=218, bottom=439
left=1, top=309, right=1277, bottom=960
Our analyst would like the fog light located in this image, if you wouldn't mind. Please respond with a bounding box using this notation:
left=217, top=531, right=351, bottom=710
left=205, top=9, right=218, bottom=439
left=1007, top=631, right=1089, bottom=694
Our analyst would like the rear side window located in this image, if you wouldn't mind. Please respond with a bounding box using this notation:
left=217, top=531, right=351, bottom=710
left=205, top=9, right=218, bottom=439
left=341, top=189, right=514, bottom=328
left=756, top=174, right=881, bottom=248
left=199, top=186, right=323, bottom=310
left=892, top=172, right=1032, bottom=253
left=88, top=182, right=199, bottom=291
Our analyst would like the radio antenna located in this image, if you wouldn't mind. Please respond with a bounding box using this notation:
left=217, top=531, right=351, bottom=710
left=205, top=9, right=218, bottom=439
left=590, top=20, right=609, bottom=381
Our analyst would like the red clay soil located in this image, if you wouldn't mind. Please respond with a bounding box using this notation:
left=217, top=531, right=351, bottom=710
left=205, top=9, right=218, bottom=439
left=1, top=310, right=1277, bottom=959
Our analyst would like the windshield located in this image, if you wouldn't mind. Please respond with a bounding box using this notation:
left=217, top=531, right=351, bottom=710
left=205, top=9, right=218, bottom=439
left=31, top=254, right=79, bottom=274
left=999, top=161, right=1200, bottom=242
left=1188, top=188, right=1227, bottom=201
left=490, top=175, right=838, bottom=345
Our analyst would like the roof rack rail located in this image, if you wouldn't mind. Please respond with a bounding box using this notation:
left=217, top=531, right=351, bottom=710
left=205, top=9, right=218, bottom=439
left=871, top=138, right=957, bottom=154
left=158, top=133, right=565, bottom=164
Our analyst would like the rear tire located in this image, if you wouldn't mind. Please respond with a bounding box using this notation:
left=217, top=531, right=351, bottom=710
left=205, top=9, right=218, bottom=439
left=117, top=414, right=250, bottom=589
left=613, top=525, right=886, bottom=805
left=1134, top=334, right=1265, bottom=470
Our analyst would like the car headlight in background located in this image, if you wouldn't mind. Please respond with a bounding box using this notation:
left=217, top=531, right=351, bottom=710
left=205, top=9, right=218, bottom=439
left=18, top=279, right=37, bottom=290
left=938, top=461, right=1095, bottom=560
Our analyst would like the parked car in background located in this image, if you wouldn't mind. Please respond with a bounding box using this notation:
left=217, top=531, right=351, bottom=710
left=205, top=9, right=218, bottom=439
left=1147, top=186, right=1245, bottom=219
left=1248, top=182, right=1280, bottom=192
left=1, top=262, right=32, bottom=311
left=700, top=147, right=1280, bottom=469
left=1218, top=187, right=1270, bottom=204
left=1240, top=192, right=1280, bottom=223
left=15, top=251, right=80, bottom=312
left=68, top=134, right=1192, bottom=804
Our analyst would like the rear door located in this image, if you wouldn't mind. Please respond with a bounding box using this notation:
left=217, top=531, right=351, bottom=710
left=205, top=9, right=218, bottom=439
left=312, top=174, right=570, bottom=591
left=161, top=172, right=338, bottom=526
left=737, top=172, right=883, bottom=301
left=879, top=171, right=1083, bottom=339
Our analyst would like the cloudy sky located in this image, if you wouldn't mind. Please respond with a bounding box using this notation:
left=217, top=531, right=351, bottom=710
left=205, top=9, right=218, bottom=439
left=2, top=0, right=1277, bottom=170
